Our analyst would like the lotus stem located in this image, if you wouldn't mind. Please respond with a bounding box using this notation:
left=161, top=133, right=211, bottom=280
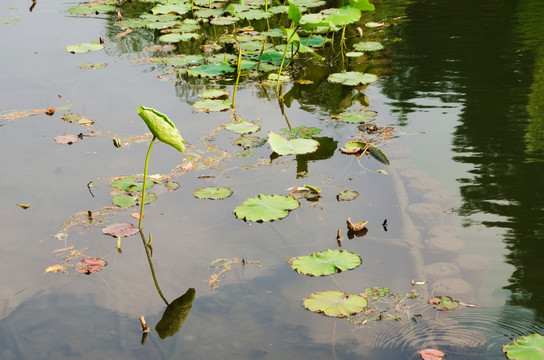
left=276, top=26, right=298, bottom=96
left=139, top=136, right=156, bottom=229
left=232, top=47, right=243, bottom=108
left=139, top=229, right=168, bottom=305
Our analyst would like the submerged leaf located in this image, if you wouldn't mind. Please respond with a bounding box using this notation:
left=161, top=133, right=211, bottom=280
left=234, top=194, right=299, bottom=222
left=290, top=249, right=362, bottom=276
left=303, top=290, right=367, bottom=318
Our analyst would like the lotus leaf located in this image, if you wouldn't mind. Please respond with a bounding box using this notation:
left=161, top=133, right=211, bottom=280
left=328, top=71, right=378, bottom=86
left=78, top=62, right=107, bottom=70
left=194, top=187, right=233, bottom=200
left=365, top=22, right=384, bottom=28
left=346, top=51, right=364, bottom=57
left=340, top=142, right=365, bottom=154
left=102, top=223, right=139, bottom=237
left=233, top=194, right=299, bottom=222
left=429, top=295, right=459, bottom=311
left=187, top=63, right=234, bottom=77
left=112, top=193, right=157, bottom=207
left=325, top=6, right=361, bottom=27
left=303, top=290, right=367, bottom=317
left=226, top=121, right=260, bottom=134
left=419, top=349, right=446, bottom=360
left=151, top=4, right=191, bottom=15
left=110, top=176, right=154, bottom=192
left=503, top=333, right=544, bottom=360
left=137, top=106, right=185, bottom=152
left=234, top=135, right=266, bottom=148
left=54, top=134, right=80, bottom=144
left=346, top=218, right=368, bottom=231
left=75, top=258, right=108, bottom=274
left=280, top=126, right=321, bottom=139
left=353, top=41, right=384, bottom=52
left=268, top=131, right=319, bottom=155
left=337, top=190, right=359, bottom=201
left=211, top=16, right=240, bottom=25
left=147, top=20, right=182, bottom=29
left=350, top=0, right=375, bottom=11
left=369, top=146, right=390, bottom=165
left=198, top=89, right=229, bottom=99
left=68, top=4, right=115, bottom=15
left=193, top=99, right=232, bottom=112
left=159, top=33, right=184, bottom=43
left=290, top=249, right=361, bottom=276
left=336, top=110, right=377, bottom=123
left=236, top=9, right=272, bottom=20
left=65, top=42, right=104, bottom=54
left=156, top=288, right=196, bottom=339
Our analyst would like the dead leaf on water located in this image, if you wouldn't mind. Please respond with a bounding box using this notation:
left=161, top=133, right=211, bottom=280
left=45, top=264, right=67, bottom=274
left=17, top=203, right=30, bottom=209
left=54, top=134, right=81, bottom=144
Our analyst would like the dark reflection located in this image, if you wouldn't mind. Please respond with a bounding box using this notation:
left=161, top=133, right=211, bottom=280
left=379, top=0, right=544, bottom=314
left=295, top=136, right=338, bottom=176
left=156, top=288, right=196, bottom=339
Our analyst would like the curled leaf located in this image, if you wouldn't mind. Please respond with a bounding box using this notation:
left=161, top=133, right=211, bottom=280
left=137, top=106, right=185, bottom=152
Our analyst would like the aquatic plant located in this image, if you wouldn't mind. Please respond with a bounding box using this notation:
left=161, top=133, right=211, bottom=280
left=137, top=106, right=185, bottom=229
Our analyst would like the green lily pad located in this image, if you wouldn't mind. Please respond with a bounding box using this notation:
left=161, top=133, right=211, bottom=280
left=337, top=190, right=359, bottom=201
left=110, top=176, right=154, bottom=192
left=340, top=141, right=366, bottom=154
left=159, top=33, right=184, bottom=43
left=193, top=99, right=232, bottom=112
left=112, top=193, right=157, bottom=207
left=335, top=110, right=377, bottom=123
left=234, top=194, right=299, bottom=222
left=143, top=44, right=176, bottom=52
left=194, top=187, right=233, bottom=200
left=325, top=6, right=361, bottom=27
left=187, top=63, right=234, bottom=78
left=353, top=41, right=384, bottom=52
left=226, top=121, right=260, bottom=134
left=268, top=131, right=319, bottom=156
left=303, top=290, right=368, bottom=318
left=429, top=295, right=459, bottom=311
left=198, top=89, right=229, bottom=99
left=290, top=249, right=361, bottom=276
left=68, top=4, right=115, bottom=15
left=346, top=51, right=364, bottom=57
left=369, top=146, right=390, bottom=165
left=365, top=22, right=384, bottom=28
left=364, top=286, right=390, bottom=299
left=151, top=3, right=191, bottom=16
left=159, top=55, right=205, bottom=67
left=60, top=113, right=94, bottom=126
left=236, top=9, right=272, bottom=20
left=503, top=333, right=544, bottom=360
left=210, top=16, right=240, bottom=25
left=138, top=106, right=185, bottom=152
left=289, top=185, right=321, bottom=200
left=328, top=71, right=378, bottom=86
left=65, top=42, right=104, bottom=54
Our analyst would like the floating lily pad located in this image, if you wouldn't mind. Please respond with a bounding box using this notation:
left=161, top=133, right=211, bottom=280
left=290, top=249, right=361, bottom=276
left=335, top=110, right=377, bottom=123
left=54, top=134, right=80, bottom=144
left=102, top=223, right=139, bottom=237
left=325, top=6, right=361, bottom=27
left=159, top=33, right=184, bottom=43
left=78, top=62, right=107, bottom=70
left=110, top=176, right=154, bottom=192
left=234, top=135, right=266, bottom=148
left=353, top=41, right=384, bottom=52
left=280, top=126, right=321, bottom=139
left=60, top=113, right=94, bottom=126
left=346, top=51, right=364, bottom=57
left=328, top=71, right=378, bottom=86
left=165, top=181, right=180, bottom=191
left=198, top=89, right=229, bottom=99
left=193, top=99, right=232, bottom=112
left=226, top=121, right=260, bottom=134
left=268, top=131, right=319, bottom=156
left=289, top=185, right=321, bottom=200
left=194, top=187, right=233, bottom=200
left=151, top=3, right=191, bottom=16
left=187, top=63, right=234, bottom=78
left=303, top=291, right=368, bottom=318
left=75, top=257, right=108, bottom=274
left=365, top=22, right=385, bottom=28
left=112, top=193, right=157, bottom=207
left=347, top=218, right=368, bottom=231
left=210, top=16, right=240, bottom=25
left=234, top=194, right=299, bottom=222
left=337, top=190, right=359, bottom=201
left=236, top=9, right=272, bottom=20
left=68, top=4, right=115, bottom=15
left=503, top=333, right=544, bottom=360
left=65, top=42, right=104, bottom=54
left=419, top=349, right=446, bottom=360
left=429, top=295, right=459, bottom=311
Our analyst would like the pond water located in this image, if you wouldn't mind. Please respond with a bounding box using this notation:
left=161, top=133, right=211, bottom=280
left=2, top=0, right=544, bottom=358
